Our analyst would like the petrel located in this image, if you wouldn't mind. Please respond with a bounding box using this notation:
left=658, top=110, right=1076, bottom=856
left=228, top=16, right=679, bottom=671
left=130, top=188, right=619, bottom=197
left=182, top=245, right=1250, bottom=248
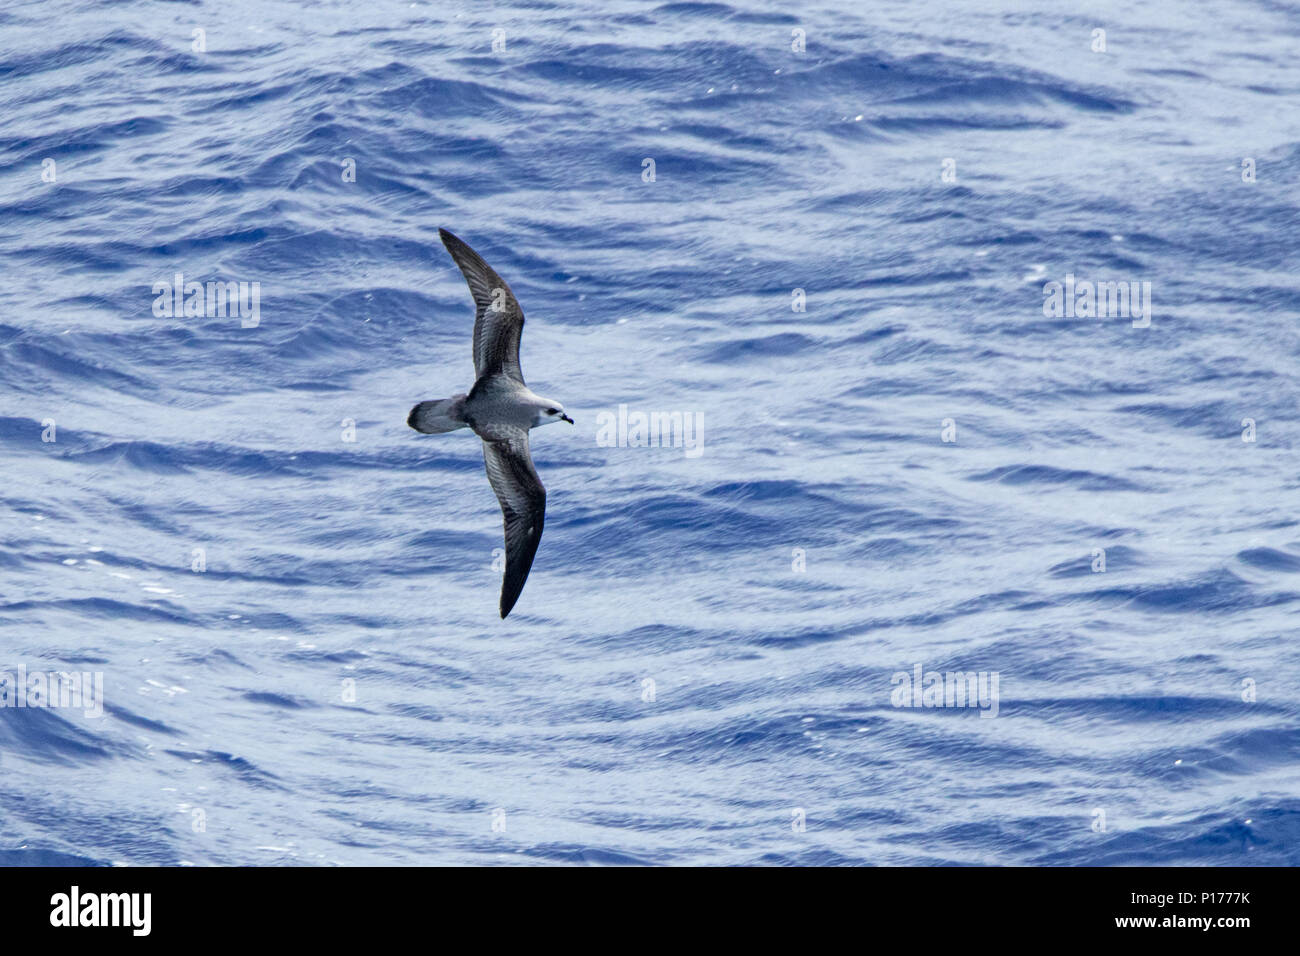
left=408, top=228, right=572, bottom=618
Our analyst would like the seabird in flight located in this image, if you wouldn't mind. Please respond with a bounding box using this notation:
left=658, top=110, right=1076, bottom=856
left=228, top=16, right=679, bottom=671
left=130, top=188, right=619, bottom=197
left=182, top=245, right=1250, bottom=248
left=408, top=228, right=572, bottom=618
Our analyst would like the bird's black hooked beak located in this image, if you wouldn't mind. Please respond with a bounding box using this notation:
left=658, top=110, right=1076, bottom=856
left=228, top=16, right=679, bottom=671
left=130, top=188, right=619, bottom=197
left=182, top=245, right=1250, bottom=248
left=560, top=414, right=574, bottom=425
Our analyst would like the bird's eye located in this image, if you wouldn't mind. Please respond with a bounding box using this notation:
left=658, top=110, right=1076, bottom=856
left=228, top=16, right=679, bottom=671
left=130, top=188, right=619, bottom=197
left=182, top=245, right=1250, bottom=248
left=546, top=408, right=558, bottom=415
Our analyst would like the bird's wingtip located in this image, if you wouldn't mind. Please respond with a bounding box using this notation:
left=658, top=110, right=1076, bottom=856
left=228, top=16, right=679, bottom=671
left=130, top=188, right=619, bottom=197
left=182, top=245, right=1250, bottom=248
left=500, top=588, right=520, bottom=618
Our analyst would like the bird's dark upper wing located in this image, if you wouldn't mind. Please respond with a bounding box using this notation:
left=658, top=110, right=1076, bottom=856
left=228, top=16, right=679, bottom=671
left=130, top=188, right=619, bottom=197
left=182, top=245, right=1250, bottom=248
left=482, top=435, right=547, bottom=618
left=439, top=228, right=526, bottom=383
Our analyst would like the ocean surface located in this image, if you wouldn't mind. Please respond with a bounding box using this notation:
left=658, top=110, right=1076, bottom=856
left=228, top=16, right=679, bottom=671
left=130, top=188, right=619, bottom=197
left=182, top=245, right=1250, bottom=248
left=1, top=0, right=1298, bottom=866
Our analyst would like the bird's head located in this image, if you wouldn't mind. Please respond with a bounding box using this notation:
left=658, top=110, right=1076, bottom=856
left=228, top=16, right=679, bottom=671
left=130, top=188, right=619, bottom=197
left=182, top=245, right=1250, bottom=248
left=533, top=400, right=574, bottom=427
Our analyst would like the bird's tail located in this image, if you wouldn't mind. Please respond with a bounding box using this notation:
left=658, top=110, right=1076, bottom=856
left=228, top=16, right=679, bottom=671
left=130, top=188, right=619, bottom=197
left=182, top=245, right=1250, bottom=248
left=407, top=395, right=469, bottom=434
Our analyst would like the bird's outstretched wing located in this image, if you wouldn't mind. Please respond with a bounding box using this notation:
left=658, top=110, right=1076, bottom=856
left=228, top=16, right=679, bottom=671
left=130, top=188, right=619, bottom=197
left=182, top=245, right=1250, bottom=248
left=482, top=435, right=547, bottom=618
left=439, top=228, right=526, bottom=383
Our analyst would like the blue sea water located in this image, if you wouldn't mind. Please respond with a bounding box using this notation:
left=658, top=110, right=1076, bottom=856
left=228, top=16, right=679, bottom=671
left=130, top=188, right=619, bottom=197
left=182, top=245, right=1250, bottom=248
left=1, top=0, right=1298, bottom=867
